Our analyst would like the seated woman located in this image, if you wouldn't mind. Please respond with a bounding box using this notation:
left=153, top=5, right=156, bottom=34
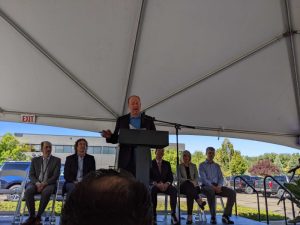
left=178, top=150, right=206, bottom=224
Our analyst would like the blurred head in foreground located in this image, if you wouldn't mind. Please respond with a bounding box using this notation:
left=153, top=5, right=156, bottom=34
left=61, top=169, right=152, bottom=225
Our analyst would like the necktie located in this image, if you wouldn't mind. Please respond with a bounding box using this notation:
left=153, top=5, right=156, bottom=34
left=158, top=161, right=162, bottom=173
left=40, top=158, right=48, bottom=182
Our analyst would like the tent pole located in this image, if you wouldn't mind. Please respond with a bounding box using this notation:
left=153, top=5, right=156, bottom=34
left=144, top=32, right=287, bottom=111
left=122, top=0, right=148, bottom=115
left=282, top=0, right=300, bottom=128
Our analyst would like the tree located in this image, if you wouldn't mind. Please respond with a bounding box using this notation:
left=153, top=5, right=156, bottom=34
left=191, top=151, right=206, bottom=168
left=0, top=133, right=28, bottom=163
left=151, top=147, right=178, bottom=174
left=279, top=154, right=292, bottom=173
left=229, top=151, right=248, bottom=175
left=215, top=138, right=234, bottom=176
left=286, top=155, right=300, bottom=175
left=274, top=155, right=283, bottom=173
left=248, top=159, right=280, bottom=176
left=258, top=153, right=277, bottom=163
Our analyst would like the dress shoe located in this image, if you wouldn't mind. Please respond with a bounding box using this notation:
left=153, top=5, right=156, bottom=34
left=153, top=215, right=157, bottom=224
left=198, top=200, right=206, bottom=210
left=171, top=213, right=179, bottom=224
left=210, top=216, right=217, bottom=224
left=34, top=216, right=42, bottom=225
left=21, top=216, right=36, bottom=225
left=222, top=215, right=234, bottom=224
left=186, top=219, right=193, bottom=224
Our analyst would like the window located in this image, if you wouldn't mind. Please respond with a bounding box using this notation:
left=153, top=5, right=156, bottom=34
left=87, top=146, right=94, bottom=154
left=63, top=145, right=73, bottom=153
left=93, top=146, right=102, bottom=154
left=32, top=144, right=41, bottom=152
left=102, top=146, right=116, bottom=154
left=55, top=145, right=64, bottom=153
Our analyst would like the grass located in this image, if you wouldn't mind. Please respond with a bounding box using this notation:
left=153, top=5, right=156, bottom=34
left=0, top=200, right=285, bottom=221
left=157, top=202, right=285, bottom=221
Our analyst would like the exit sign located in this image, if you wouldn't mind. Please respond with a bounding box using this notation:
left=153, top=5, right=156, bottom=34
left=21, top=114, right=36, bottom=123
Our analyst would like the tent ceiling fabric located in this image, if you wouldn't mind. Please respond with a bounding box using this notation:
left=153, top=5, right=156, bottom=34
left=0, top=0, right=300, bottom=149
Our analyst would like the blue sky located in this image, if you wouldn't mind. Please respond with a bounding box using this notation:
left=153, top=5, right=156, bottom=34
left=0, top=121, right=299, bottom=157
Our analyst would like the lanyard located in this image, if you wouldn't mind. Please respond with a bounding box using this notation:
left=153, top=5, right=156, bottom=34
left=40, top=157, right=50, bottom=182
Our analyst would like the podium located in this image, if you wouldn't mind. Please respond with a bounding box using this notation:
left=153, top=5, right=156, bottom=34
left=119, top=129, right=169, bottom=186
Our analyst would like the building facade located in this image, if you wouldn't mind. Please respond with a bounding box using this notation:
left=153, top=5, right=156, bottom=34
left=9, top=133, right=185, bottom=169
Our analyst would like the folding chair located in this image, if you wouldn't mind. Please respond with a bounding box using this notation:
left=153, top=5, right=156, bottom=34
left=199, top=193, right=225, bottom=220
left=0, top=169, right=29, bottom=225
left=20, top=179, right=61, bottom=225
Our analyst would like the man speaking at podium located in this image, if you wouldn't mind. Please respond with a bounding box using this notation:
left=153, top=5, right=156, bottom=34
left=102, top=95, right=156, bottom=176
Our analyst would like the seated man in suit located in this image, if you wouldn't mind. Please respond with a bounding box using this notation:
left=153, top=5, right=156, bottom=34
left=150, top=148, right=178, bottom=225
left=199, top=147, right=236, bottom=224
left=22, top=141, right=61, bottom=225
left=64, top=138, right=96, bottom=199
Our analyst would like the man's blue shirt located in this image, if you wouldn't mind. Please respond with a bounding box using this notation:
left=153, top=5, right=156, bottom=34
left=198, top=160, right=224, bottom=186
left=130, top=114, right=141, bottom=129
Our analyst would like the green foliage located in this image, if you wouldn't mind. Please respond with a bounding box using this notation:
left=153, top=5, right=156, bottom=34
left=279, top=154, right=292, bottom=173
left=191, top=151, right=206, bottom=167
left=0, top=201, right=285, bottom=221
left=151, top=147, right=180, bottom=174
left=286, top=156, right=300, bottom=175
left=215, top=138, right=234, bottom=176
left=284, top=178, right=300, bottom=207
left=149, top=138, right=300, bottom=177
left=274, top=155, right=283, bottom=173
left=0, top=133, right=28, bottom=163
left=155, top=202, right=284, bottom=221
left=214, top=139, right=248, bottom=176
left=229, top=151, right=248, bottom=175
left=258, top=153, right=277, bottom=163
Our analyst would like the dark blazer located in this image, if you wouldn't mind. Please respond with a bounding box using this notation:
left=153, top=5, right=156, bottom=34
left=150, top=159, right=173, bottom=184
left=29, top=155, right=61, bottom=185
left=64, top=153, right=96, bottom=183
left=106, top=113, right=156, bottom=171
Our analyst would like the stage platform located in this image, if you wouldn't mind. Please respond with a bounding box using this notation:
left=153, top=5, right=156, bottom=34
left=0, top=213, right=273, bottom=225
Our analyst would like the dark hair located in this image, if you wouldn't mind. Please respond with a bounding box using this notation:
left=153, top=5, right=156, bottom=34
left=74, top=138, right=88, bottom=153
left=61, top=169, right=153, bottom=225
left=40, top=141, right=51, bottom=150
left=206, top=146, right=216, bottom=153
left=155, top=148, right=164, bottom=153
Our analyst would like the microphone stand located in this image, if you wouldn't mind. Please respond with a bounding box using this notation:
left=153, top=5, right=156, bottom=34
left=277, top=166, right=298, bottom=205
left=151, top=116, right=196, bottom=225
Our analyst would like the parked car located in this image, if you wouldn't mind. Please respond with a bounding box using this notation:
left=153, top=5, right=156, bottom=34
left=0, top=161, right=64, bottom=201
left=0, top=161, right=30, bottom=200
left=225, top=175, right=255, bottom=194
left=256, top=175, right=289, bottom=198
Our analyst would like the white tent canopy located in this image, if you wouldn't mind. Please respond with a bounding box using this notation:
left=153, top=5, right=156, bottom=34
left=0, top=0, right=299, bottom=149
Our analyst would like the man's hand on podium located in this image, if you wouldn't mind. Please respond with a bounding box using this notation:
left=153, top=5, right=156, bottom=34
left=101, top=130, right=112, bottom=139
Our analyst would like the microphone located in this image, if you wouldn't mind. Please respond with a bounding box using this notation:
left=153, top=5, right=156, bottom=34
left=288, top=164, right=300, bottom=173
left=141, top=111, right=155, bottom=121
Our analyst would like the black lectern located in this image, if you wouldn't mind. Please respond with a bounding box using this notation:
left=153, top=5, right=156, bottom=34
left=119, top=129, right=169, bottom=186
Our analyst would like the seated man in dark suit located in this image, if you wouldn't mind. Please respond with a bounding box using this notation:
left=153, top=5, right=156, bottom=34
left=22, top=141, right=61, bottom=225
left=64, top=138, right=96, bottom=199
left=150, top=148, right=178, bottom=224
